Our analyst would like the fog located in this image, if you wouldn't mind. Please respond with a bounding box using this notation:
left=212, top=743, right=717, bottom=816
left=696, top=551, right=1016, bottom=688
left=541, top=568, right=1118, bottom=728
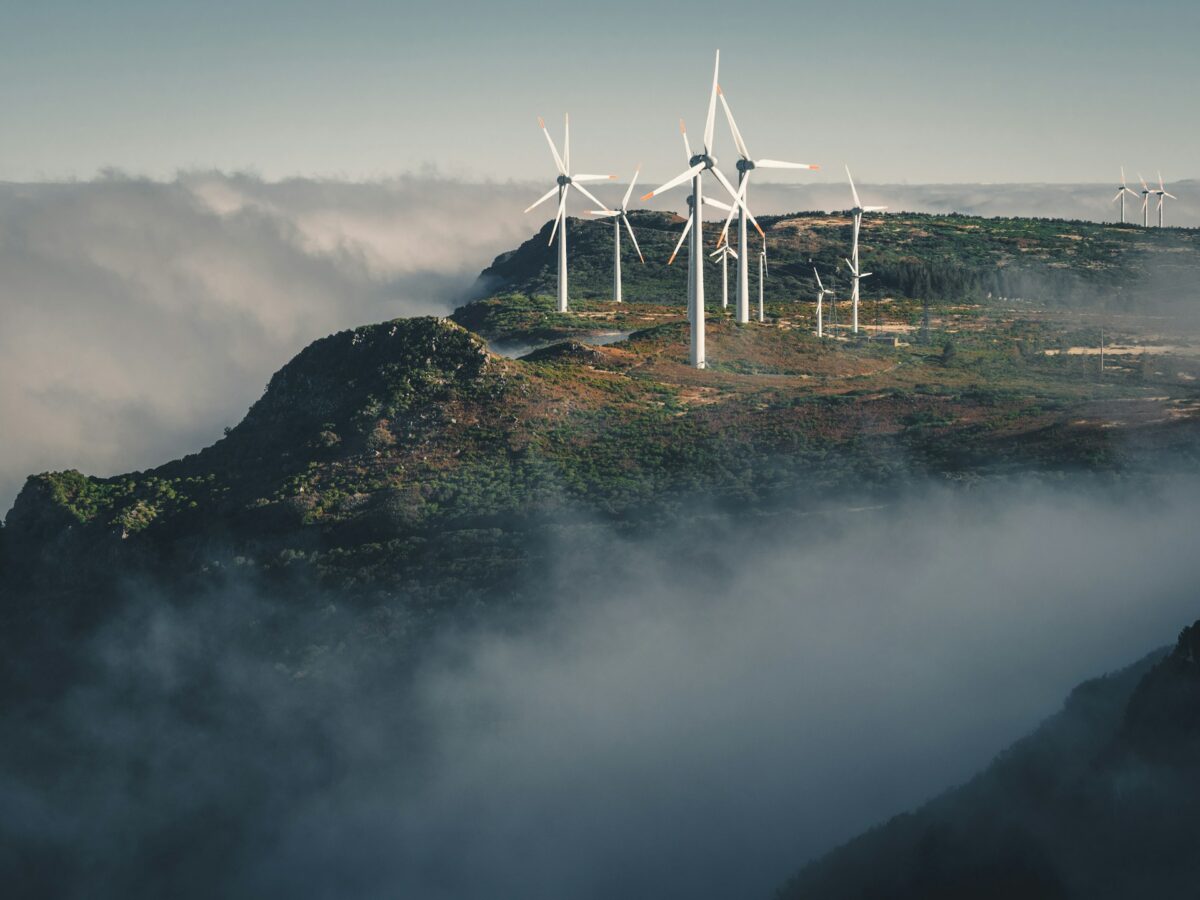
left=3, top=477, right=1197, bottom=899
left=0, top=172, right=532, bottom=511
left=3, top=172, right=1196, bottom=513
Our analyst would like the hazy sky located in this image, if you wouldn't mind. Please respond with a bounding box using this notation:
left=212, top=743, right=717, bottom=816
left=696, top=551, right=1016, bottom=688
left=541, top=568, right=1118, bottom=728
left=2, top=0, right=1197, bottom=185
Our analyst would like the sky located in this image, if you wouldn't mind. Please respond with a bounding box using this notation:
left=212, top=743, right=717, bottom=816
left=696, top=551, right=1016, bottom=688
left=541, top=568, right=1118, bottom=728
left=1, top=0, right=1198, bottom=186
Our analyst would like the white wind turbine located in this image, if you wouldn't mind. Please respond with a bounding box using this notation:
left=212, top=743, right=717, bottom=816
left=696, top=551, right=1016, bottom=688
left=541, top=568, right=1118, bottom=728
left=641, top=50, right=760, bottom=369
left=524, top=114, right=616, bottom=312
left=757, top=241, right=767, bottom=323
left=1154, top=172, right=1178, bottom=228
left=1112, top=167, right=1138, bottom=224
left=813, top=266, right=834, bottom=338
left=844, top=165, right=886, bottom=334
left=589, top=166, right=644, bottom=303
left=710, top=243, right=738, bottom=309
left=1138, top=172, right=1151, bottom=227
left=714, top=84, right=818, bottom=324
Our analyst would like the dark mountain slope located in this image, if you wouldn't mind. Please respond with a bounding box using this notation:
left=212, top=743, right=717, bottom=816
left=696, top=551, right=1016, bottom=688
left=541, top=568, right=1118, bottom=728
left=776, top=621, right=1200, bottom=900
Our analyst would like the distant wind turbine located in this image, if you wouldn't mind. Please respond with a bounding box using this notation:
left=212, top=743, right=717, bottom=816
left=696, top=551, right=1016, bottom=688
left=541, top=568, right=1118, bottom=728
left=710, top=243, right=738, bottom=309
left=713, top=83, right=818, bottom=324
left=845, top=165, right=886, bottom=334
left=1138, top=172, right=1151, bottom=228
left=813, top=266, right=834, bottom=337
left=1154, top=172, right=1178, bottom=228
left=589, top=166, right=644, bottom=303
left=1112, top=167, right=1138, bottom=224
left=524, top=114, right=615, bottom=312
left=641, top=50, right=759, bottom=369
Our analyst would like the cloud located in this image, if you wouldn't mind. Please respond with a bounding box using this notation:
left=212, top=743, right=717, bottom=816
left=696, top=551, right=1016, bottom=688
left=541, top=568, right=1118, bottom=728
left=0, top=171, right=533, bottom=511
left=3, top=476, right=1197, bottom=898
left=2, top=172, right=1195, bottom=515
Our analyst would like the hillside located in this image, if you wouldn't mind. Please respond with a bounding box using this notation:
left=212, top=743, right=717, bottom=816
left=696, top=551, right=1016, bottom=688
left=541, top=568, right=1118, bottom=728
left=5, top=212, right=1200, bottom=617
left=3, top=211, right=1200, bottom=899
left=479, top=209, right=1200, bottom=314
left=775, top=620, right=1200, bottom=899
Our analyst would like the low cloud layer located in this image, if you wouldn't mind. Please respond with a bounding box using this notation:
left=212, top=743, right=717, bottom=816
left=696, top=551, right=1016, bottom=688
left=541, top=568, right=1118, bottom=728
left=2, top=173, right=1196, bottom=513
left=3, top=478, right=1198, bottom=898
left=0, top=172, right=532, bottom=511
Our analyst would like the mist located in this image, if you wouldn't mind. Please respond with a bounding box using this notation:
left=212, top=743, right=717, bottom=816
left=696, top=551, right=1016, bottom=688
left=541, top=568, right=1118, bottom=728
left=3, top=172, right=1195, bottom=513
left=0, top=171, right=532, bottom=511
left=3, top=476, right=1197, bottom=899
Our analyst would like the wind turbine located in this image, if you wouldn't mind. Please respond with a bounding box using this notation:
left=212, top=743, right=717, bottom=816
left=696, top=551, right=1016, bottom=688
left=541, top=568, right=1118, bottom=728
left=757, top=241, right=767, bottom=323
left=1154, top=172, right=1178, bottom=228
left=845, top=165, right=886, bottom=334
left=524, top=114, right=615, bottom=312
left=1138, top=172, right=1151, bottom=228
left=641, top=50, right=760, bottom=369
left=1112, top=167, right=1138, bottom=224
left=813, top=266, right=834, bottom=338
left=589, top=166, right=644, bottom=303
left=710, top=243, right=738, bottom=309
left=714, top=84, right=818, bottom=324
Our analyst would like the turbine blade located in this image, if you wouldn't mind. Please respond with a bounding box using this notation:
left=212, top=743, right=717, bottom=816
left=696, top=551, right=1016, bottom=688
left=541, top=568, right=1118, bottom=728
left=622, top=213, right=644, bottom=263
left=813, top=267, right=824, bottom=290
left=524, top=185, right=559, bottom=214
left=705, top=197, right=733, bottom=212
left=845, top=164, right=861, bottom=209
left=703, top=50, right=720, bottom=153
left=717, top=86, right=750, bottom=159
left=728, top=247, right=737, bottom=259
left=668, top=218, right=693, bottom=266
left=642, top=162, right=705, bottom=201
left=755, top=159, right=820, bottom=170
left=716, top=170, right=750, bottom=247
left=571, top=174, right=618, bottom=183
left=711, top=166, right=763, bottom=237
left=548, top=189, right=568, bottom=246
left=1112, top=190, right=1124, bottom=203
left=1165, top=192, right=1178, bottom=200
left=680, top=119, right=693, bottom=161
left=621, top=166, right=640, bottom=209
left=538, top=117, right=566, bottom=176
left=571, top=181, right=610, bottom=212
left=563, top=113, right=570, bottom=173
left=589, top=209, right=620, bottom=217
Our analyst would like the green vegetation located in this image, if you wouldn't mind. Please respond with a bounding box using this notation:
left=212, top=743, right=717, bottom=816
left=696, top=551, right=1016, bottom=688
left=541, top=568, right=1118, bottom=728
left=5, top=211, right=1200, bottom=606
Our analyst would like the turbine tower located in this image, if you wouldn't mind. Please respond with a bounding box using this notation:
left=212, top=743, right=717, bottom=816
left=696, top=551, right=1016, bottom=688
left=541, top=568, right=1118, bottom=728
left=642, top=50, right=759, bottom=369
left=524, top=114, right=615, bottom=312
left=1154, top=172, right=1178, bottom=228
left=813, top=266, right=834, bottom=338
left=668, top=192, right=734, bottom=319
left=589, top=166, right=644, bottom=303
left=1138, top=173, right=1151, bottom=228
left=1112, top=167, right=1138, bottom=224
left=757, top=241, right=767, bottom=323
left=845, top=165, right=886, bottom=334
left=710, top=243, right=738, bottom=309
left=713, top=84, right=818, bottom=324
